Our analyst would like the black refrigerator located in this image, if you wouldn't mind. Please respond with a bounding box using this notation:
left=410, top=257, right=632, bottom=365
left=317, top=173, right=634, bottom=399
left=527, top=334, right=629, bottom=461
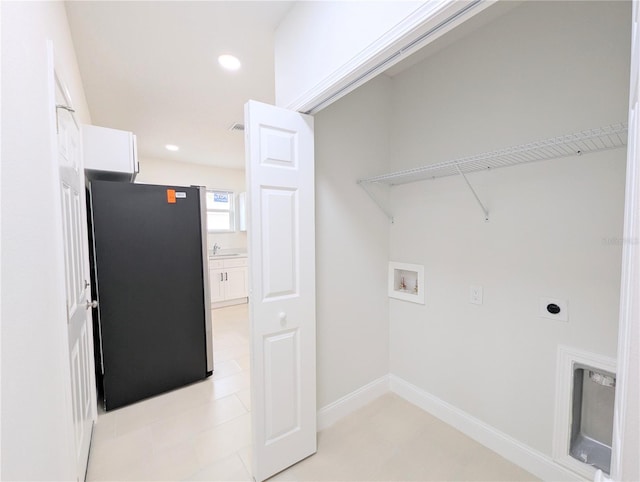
left=88, top=181, right=213, bottom=411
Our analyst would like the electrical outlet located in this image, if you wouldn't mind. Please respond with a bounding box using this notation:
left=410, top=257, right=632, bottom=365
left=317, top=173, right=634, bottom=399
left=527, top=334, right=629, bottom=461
left=539, top=297, right=568, bottom=322
left=470, top=285, right=483, bottom=305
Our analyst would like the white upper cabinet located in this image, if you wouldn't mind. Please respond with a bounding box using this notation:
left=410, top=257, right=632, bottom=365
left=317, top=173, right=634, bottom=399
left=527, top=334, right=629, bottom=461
left=82, top=125, right=139, bottom=182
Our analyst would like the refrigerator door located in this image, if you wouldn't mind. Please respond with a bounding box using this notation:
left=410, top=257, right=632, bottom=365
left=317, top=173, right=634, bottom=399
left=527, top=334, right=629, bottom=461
left=90, top=181, right=208, bottom=410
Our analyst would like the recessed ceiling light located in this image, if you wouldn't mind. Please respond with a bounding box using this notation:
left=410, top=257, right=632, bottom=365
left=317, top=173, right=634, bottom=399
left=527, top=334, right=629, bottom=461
left=165, top=144, right=179, bottom=152
left=218, top=54, right=241, bottom=71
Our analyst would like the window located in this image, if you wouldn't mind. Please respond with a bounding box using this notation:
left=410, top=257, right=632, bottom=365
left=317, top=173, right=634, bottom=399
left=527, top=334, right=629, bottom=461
left=206, top=190, right=235, bottom=232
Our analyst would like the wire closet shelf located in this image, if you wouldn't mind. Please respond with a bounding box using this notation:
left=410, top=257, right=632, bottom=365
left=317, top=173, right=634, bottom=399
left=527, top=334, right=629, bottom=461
left=358, top=123, right=628, bottom=186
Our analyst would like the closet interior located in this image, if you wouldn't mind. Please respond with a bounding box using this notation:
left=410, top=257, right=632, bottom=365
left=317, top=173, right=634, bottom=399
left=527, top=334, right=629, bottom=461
left=315, top=1, right=630, bottom=478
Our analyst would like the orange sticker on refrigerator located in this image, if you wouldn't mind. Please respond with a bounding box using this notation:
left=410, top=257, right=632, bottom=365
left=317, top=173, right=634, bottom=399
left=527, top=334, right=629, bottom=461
left=166, top=189, right=176, bottom=203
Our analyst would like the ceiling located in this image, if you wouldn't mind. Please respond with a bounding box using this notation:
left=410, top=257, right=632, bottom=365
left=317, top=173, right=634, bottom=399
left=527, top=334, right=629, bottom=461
left=65, top=1, right=517, bottom=171
left=66, top=1, right=294, bottom=170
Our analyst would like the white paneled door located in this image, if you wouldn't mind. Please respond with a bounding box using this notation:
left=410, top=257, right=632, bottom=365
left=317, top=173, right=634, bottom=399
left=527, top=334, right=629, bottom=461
left=245, top=100, right=316, bottom=482
left=55, top=71, right=96, bottom=480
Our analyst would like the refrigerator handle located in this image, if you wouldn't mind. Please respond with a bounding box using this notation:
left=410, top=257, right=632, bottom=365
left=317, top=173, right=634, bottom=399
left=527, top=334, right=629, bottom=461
left=197, top=186, right=214, bottom=374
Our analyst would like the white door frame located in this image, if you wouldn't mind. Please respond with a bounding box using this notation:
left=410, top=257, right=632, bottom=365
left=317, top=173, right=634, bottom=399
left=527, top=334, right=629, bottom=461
left=611, top=2, right=640, bottom=480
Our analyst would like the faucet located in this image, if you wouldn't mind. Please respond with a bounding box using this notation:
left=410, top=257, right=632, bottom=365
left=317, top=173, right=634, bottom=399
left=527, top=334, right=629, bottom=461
left=213, top=243, right=221, bottom=255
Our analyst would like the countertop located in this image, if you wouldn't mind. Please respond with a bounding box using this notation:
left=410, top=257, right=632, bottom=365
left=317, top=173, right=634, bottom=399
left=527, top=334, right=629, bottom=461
left=209, top=252, right=248, bottom=260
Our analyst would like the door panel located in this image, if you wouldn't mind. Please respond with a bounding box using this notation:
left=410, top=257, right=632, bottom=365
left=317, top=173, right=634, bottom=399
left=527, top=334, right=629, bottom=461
left=259, top=126, right=298, bottom=168
left=261, top=187, right=298, bottom=299
left=264, top=329, right=300, bottom=442
left=245, top=100, right=316, bottom=482
left=55, top=72, right=96, bottom=480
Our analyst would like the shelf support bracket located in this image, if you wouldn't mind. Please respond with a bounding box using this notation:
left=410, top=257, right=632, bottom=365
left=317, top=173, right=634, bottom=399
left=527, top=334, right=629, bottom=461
left=358, top=181, right=394, bottom=223
left=455, top=164, right=489, bottom=222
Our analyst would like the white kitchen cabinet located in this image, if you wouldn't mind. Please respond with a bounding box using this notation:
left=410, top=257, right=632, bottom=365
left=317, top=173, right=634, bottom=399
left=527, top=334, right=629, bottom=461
left=224, top=267, right=248, bottom=299
left=82, top=124, right=139, bottom=182
left=209, top=268, right=226, bottom=303
left=209, top=257, right=248, bottom=307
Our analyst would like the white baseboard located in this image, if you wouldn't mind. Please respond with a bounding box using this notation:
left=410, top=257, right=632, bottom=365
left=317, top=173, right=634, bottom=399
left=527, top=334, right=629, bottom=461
left=317, top=375, right=389, bottom=431
left=389, top=375, right=585, bottom=482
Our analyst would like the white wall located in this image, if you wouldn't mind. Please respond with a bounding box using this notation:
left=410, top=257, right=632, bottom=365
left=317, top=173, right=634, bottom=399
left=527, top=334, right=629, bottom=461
left=275, top=0, right=423, bottom=110
left=314, top=75, right=391, bottom=407
left=387, top=0, right=629, bottom=457
left=136, top=157, right=247, bottom=252
left=1, top=2, right=91, bottom=479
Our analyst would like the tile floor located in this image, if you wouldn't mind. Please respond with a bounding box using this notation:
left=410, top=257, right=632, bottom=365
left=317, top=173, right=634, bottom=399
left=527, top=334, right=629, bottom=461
left=271, top=394, right=536, bottom=481
left=87, top=303, right=536, bottom=481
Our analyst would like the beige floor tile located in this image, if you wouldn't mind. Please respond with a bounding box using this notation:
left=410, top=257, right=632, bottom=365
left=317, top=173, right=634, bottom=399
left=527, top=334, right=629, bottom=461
left=194, top=413, right=252, bottom=467
left=122, top=440, right=202, bottom=481
left=91, top=409, right=117, bottom=443
left=214, top=345, right=251, bottom=364
left=236, top=388, right=251, bottom=411
left=87, top=425, right=154, bottom=480
left=87, top=462, right=132, bottom=482
left=110, top=387, right=204, bottom=437
left=186, top=453, right=252, bottom=481
left=198, top=370, right=251, bottom=401
left=456, top=445, right=537, bottom=481
left=151, top=394, right=248, bottom=451
left=237, top=444, right=252, bottom=474
left=211, top=359, right=243, bottom=380
left=319, top=392, right=397, bottom=442
left=237, top=354, right=251, bottom=371
left=273, top=394, right=538, bottom=482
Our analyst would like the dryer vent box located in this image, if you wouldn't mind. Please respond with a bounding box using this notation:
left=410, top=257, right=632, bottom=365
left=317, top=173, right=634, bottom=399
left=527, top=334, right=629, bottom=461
left=569, top=365, right=616, bottom=474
